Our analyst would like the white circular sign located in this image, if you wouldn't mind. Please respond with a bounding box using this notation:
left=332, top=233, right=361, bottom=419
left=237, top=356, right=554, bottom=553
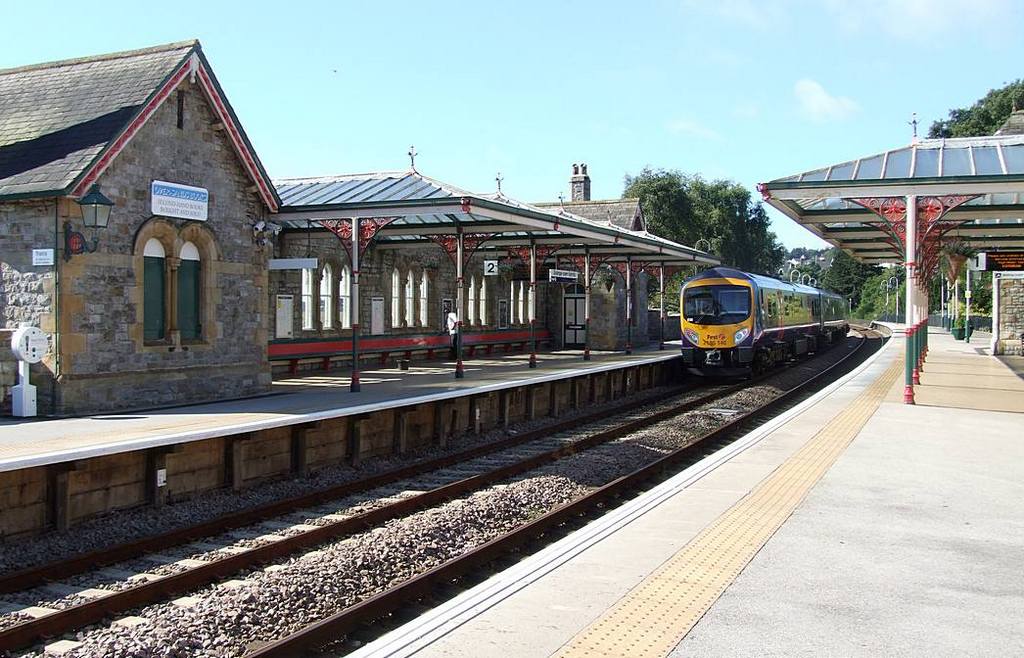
left=11, top=326, right=49, bottom=364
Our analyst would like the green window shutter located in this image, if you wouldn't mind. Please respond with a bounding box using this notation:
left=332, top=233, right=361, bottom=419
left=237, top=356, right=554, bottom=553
left=178, top=260, right=200, bottom=340
left=144, top=256, right=165, bottom=340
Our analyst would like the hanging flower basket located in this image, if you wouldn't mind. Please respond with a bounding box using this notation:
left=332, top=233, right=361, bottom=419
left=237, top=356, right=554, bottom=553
left=942, top=240, right=976, bottom=285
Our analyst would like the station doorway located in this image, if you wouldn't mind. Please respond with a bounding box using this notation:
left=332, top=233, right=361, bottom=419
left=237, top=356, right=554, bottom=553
left=563, top=284, right=586, bottom=347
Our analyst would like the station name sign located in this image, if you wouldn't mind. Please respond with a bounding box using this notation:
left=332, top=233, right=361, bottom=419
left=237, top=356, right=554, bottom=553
left=549, top=269, right=579, bottom=283
left=151, top=180, right=209, bottom=221
left=983, top=251, right=1024, bottom=271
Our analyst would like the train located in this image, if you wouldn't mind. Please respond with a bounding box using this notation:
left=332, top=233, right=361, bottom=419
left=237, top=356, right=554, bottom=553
left=679, top=267, right=849, bottom=376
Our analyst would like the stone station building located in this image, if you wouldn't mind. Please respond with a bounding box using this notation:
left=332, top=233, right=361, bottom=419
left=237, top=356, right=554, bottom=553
left=0, top=41, right=714, bottom=416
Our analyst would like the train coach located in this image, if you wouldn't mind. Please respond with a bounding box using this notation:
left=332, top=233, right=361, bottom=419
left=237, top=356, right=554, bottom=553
left=679, top=267, right=849, bottom=376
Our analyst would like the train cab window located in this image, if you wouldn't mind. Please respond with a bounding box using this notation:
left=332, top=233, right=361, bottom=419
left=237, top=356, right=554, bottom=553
left=684, top=285, right=751, bottom=325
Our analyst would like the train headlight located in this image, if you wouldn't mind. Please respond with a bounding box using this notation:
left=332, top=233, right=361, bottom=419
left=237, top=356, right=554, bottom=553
left=684, top=328, right=700, bottom=345
left=733, top=327, right=750, bottom=344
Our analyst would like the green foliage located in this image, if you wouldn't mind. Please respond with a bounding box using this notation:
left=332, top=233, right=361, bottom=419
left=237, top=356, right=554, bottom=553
left=853, top=271, right=902, bottom=320
left=623, top=168, right=786, bottom=274
left=822, top=249, right=880, bottom=308
left=929, top=80, right=1024, bottom=138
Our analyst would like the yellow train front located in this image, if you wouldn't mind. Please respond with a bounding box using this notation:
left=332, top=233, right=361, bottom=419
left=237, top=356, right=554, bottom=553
left=679, top=267, right=849, bottom=376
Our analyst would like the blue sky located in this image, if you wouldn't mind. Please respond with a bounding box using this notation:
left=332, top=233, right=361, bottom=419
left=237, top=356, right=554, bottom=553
left=4, top=0, right=1023, bottom=248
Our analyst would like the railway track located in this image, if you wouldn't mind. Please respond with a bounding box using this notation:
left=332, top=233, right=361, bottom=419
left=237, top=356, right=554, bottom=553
left=1, top=383, right=747, bottom=651
left=251, top=327, right=884, bottom=657
left=0, top=328, right=882, bottom=656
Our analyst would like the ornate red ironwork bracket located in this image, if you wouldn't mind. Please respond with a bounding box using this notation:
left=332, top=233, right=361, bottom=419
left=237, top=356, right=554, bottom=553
left=426, top=232, right=496, bottom=270
left=850, top=195, right=978, bottom=281
left=320, top=217, right=400, bottom=262
left=506, top=244, right=564, bottom=266
left=561, top=253, right=615, bottom=289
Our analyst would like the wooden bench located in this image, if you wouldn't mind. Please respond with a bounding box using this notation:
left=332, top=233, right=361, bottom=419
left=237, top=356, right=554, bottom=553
left=269, top=329, right=553, bottom=376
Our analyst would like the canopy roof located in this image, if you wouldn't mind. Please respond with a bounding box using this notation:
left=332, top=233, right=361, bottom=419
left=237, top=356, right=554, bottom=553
left=273, top=171, right=717, bottom=267
left=760, top=135, right=1024, bottom=264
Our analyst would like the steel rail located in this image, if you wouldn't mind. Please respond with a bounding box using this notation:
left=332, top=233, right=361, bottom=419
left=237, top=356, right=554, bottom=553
left=247, top=329, right=881, bottom=657
left=0, top=376, right=702, bottom=596
left=0, top=379, right=755, bottom=651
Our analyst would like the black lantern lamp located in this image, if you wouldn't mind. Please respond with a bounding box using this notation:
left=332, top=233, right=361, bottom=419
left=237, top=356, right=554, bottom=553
left=78, top=184, right=113, bottom=228
left=65, top=184, right=113, bottom=261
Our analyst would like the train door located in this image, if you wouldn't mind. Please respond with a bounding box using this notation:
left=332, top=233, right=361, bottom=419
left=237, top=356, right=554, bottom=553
left=563, top=284, right=586, bottom=347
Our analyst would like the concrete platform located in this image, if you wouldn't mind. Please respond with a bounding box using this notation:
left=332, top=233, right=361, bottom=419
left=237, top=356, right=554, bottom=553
left=0, top=348, right=678, bottom=472
left=353, top=329, right=1024, bottom=657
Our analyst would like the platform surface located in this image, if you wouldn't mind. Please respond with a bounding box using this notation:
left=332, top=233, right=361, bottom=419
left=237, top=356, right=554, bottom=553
left=0, top=348, right=679, bottom=472
left=355, top=329, right=1024, bottom=658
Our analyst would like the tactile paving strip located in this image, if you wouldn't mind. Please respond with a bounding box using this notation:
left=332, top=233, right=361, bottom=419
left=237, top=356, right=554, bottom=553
left=555, top=359, right=902, bottom=658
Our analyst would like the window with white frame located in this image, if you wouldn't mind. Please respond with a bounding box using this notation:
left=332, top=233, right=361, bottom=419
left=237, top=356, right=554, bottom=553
left=338, top=266, right=350, bottom=329
left=517, top=281, right=526, bottom=325
left=419, top=272, right=428, bottom=327
left=468, top=275, right=477, bottom=325
left=510, top=280, right=517, bottom=324
left=301, top=268, right=315, bottom=330
left=478, top=277, right=487, bottom=326
left=391, top=267, right=400, bottom=327
left=320, top=263, right=333, bottom=329
left=405, top=270, right=415, bottom=327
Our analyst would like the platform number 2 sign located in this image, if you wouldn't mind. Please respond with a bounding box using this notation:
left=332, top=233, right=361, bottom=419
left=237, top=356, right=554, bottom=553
left=483, top=260, right=498, bottom=276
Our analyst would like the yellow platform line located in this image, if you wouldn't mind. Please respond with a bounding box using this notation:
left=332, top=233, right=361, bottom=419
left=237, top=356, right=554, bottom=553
left=555, top=359, right=902, bottom=658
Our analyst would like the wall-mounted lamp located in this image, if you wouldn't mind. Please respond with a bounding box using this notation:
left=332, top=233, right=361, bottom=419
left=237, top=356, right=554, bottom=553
left=64, top=184, right=113, bottom=261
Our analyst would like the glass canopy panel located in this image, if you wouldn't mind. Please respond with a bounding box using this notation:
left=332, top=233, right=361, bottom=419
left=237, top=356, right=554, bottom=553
left=973, top=146, right=1003, bottom=175
left=828, top=161, right=856, bottom=180
left=855, top=154, right=883, bottom=179
left=800, top=168, right=829, bottom=182
left=1002, top=144, right=1024, bottom=173
left=883, top=148, right=911, bottom=178
left=914, top=148, right=939, bottom=177
left=942, top=147, right=972, bottom=175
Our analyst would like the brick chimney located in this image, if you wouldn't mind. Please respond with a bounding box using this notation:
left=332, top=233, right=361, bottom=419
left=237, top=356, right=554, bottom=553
left=570, top=163, right=591, bottom=201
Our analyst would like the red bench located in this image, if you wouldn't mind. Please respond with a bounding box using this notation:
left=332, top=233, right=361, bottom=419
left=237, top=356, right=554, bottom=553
left=269, top=329, right=553, bottom=376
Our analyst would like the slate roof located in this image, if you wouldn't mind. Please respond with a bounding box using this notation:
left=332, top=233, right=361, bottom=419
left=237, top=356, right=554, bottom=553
left=0, top=41, right=196, bottom=199
left=534, top=198, right=645, bottom=231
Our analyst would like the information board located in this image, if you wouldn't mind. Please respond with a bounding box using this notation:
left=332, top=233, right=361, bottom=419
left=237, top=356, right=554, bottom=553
left=151, top=180, right=209, bottom=221
left=983, top=251, right=1024, bottom=271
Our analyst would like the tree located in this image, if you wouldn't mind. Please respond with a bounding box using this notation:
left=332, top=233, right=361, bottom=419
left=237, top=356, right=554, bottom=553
left=929, top=80, right=1024, bottom=138
left=623, top=168, right=785, bottom=274
left=821, top=248, right=880, bottom=308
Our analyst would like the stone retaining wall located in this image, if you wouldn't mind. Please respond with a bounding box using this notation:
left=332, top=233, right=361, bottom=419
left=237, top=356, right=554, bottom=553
left=0, top=359, right=677, bottom=538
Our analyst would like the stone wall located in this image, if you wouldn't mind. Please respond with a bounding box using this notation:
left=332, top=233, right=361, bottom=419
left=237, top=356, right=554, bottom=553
left=546, top=272, right=651, bottom=351
left=0, top=200, right=59, bottom=411
left=998, top=278, right=1024, bottom=355
left=52, top=80, right=271, bottom=414
left=272, top=234, right=549, bottom=340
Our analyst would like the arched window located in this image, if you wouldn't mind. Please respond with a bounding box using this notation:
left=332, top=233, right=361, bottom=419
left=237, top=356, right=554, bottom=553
left=518, top=281, right=526, bottom=325
left=391, top=268, right=401, bottom=327
left=405, top=270, right=415, bottom=327
left=320, top=263, right=333, bottom=329
left=301, top=268, right=315, bottom=330
left=468, top=275, right=477, bottom=325
left=338, top=266, right=350, bottom=329
left=419, top=271, right=429, bottom=327
left=510, top=280, right=517, bottom=324
left=478, top=278, right=487, bottom=326
left=178, top=241, right=201, bottom=340
left=143, top=238, right=166, bottom=341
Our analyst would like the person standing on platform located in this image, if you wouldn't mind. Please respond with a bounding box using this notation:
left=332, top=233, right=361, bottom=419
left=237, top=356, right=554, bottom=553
left=446, top=310, right=460, bottom=359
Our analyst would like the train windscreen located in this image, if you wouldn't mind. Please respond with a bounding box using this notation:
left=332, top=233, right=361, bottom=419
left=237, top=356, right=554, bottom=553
left=684, top=286, right=751, bottom=325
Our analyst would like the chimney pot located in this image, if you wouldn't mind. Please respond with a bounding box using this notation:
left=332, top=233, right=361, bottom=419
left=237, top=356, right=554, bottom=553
left=569, top=161, right=592, bottom=202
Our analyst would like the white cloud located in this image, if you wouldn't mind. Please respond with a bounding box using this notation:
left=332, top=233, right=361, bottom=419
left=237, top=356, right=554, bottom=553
left=794, top=79, right=859, bottom=122
left=666, top=117, right=720, bottom=139
left=823, top=0, right=1010, bottom=38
